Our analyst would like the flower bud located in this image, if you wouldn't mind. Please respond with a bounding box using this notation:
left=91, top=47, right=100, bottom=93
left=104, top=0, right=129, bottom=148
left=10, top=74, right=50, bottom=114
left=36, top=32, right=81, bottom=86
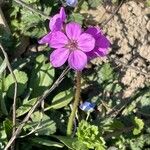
left=66, top=0, right=78, bottom=7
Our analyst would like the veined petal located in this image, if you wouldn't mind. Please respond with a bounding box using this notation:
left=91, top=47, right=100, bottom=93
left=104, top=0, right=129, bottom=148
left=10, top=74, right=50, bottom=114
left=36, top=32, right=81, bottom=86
left=86, top=51, right=97, bottom=60
left=68, top=50, right=87, bottom=70
left=49, top=14, right=62, bottom=31
left=50, top=31, right=69, bottom=48
left=96, top=34, right=110, bottom=48
left=38, top=32, right=52, bottom=44
left=78, top=33, right=95, bottom=52
left=59, top=7, right=66, bottom=22
left=96, top=47, right=108, bottom=56
left=50, top=48, right=70, bottom=67
left=85, top=27, right=102, bottom=39
left=66, top=22, right=82, bottom=40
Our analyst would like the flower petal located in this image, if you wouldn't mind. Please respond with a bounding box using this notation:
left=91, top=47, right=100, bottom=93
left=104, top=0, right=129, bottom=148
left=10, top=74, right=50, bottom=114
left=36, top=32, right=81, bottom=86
left=78, top=33, right=95, bottom=52
left=85, top=27, right=102, bottom=39
left=66, top=0, right=78, bottom=7
left=59, top=7, right=66, bottom=22
left=49, top=14, right=62, bottom=31
left=38, top=32, right=52, bottom=44
left=96, top=34, right=110, bottom=48
left=66, top=22, right=82, bottom=40
left=96, top=47, right=108, bottom=56
left=50, top=48, right=70, bottom=67
left=50, top=31, right=69, bottom=48
left=68, top=50, right=87, bottom=70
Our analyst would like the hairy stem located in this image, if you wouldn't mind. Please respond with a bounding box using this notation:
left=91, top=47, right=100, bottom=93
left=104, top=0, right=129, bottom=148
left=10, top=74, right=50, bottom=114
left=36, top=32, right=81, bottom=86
left=67, top=71, right=81, bottom=136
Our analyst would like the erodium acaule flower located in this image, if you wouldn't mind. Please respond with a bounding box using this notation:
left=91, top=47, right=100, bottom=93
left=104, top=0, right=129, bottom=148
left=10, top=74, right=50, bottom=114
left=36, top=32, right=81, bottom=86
left=49, top=22, right=95, bottom=70
left=85, top=27, right=110, bottom=59
left=38, top=7, right=110, bottom=71
left=38, top=7, right=66, bottom=45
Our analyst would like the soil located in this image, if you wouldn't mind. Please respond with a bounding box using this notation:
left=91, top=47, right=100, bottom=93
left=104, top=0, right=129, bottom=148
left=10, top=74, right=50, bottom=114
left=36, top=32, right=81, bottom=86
left=81, top=1, right=150, bottom=98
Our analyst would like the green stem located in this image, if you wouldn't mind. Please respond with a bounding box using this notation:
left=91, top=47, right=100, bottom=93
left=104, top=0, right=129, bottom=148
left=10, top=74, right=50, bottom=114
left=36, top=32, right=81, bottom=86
left=67, top=71, right=81, bottom=136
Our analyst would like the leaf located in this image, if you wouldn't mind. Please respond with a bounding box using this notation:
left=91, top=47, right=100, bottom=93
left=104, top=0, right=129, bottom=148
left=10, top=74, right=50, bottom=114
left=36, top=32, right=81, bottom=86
left=137, top=91, right=150, bottom=114
left=52, top=135, right=77, bottom=150
left=30, top=137, right=64, bottom=148
left=4, top=70, right=28, bottom=98
left=45, top=89, right=73, bottom=111
left=81, top=1, right=89, bottom=11
left=0, top=58, right=7, bottom=75
left=98, top=63, right=114, bottom=82
left=133, top=117, right=144, bottom=135
left=16, top=98, right=37, bottom=117
left=30, top=54, right=54, bottom=98
left=105, top=82, right=122, bottom=93
left=70, top=13, right=84, bottom=25
left=0, top=124, right=7, bottom=150
left=3, top=119, right=12, bottom=140
left=0, top=74, right=8, bottom=115
left=26, top=111, right=56, bottom=136
left=88, top=0, right=102, bottom=8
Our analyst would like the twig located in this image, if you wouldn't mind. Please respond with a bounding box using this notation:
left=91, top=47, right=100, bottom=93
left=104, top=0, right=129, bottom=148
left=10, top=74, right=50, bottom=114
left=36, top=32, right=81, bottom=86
left=105, top=119, right=150, bottom=140
left=13, top=0, right=50, bottom=19
left=4, top=66, right=70, bottom=150
left=0, top=44, right=18, bottom=150
left=19, top=109, right=44, bottom=138
left=100, top=0, right=124, bottom=28
left=108, top=56, right=150, bottom=76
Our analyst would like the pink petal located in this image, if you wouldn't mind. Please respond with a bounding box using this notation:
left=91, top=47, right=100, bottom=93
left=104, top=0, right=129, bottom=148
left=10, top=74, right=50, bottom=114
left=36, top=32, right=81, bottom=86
left=59, top=7, right=66, bottom=22
left=66, top=22, right=82, bottom=40
left=49, top=14, right=62, bottom=31
left=50, top=31, right=69, bottom=48
left=68, top=50, right=87, bottom=71
left=85, top=27, right=102, bottom=39
left=86, top=51, right=97, bottom=60
left=97, top=47, right=108, bottom=56
left=78, top=33, right=95, bottom=52
left=38, top=32, right=52, bottom=44
left=50, top=48, right=70, bottom=67
left=96, top=35, right=110, bottom=48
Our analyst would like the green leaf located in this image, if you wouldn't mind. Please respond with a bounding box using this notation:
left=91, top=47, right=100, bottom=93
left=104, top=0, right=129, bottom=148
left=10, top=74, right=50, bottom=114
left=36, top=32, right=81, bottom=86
left=146, top=0, right=150, bottom=6
left=70, top=13, right=84, bottom=25
left=76, top=120, right=106, bottom=150
left=0, top=58, right=7, bottom=75
left=30, top=54, right=54, bottom=98
left=16, top=98, right=37, bottom=117
left=137, top=91, right=150, bottom=114
left=133, top=117, right=144, bottom=135
left=88, top=0, right=102, bottom=8
left=26, top=111, right=56, bottom=136
left=98, top=63, right=114, bottom=82
left=45, top=89, right=73, bottom=111
left=81, top=1, right=89, bottom=11
left=52, top=135, right=77, bottom=150
left=3, top=119, right=12, bottom=140
left=30, top=137, right=64, bottom=148
left=4, top=70, right=28, bottom=98
left=0, top=124, right=7, bottom=150
left=0, top=74, right=8, bottom=115
left=105, top=82, right=122, bottom=93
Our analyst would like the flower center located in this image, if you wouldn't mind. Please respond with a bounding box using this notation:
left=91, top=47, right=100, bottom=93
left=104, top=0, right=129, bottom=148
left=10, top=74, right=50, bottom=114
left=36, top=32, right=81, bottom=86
left=65, top=40, right=78, bottom=51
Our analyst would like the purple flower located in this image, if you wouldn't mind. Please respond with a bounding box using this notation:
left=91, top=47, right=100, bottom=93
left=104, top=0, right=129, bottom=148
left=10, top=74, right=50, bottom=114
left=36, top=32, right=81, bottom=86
left=38, top=7, right=66, bottom=45
left=79, top=101, right=95, bottom=112
left=66, top=0, right=78, bottom=7
left=85, top=27, right=110, bottom=59
left=49, top=22, right=95, bottom=70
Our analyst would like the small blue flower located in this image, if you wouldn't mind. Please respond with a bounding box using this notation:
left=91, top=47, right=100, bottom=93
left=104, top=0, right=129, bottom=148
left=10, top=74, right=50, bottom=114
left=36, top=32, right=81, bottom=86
left=79, top=101, right=95, bottom=112
left=66, top=0, right=78, bottom=7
